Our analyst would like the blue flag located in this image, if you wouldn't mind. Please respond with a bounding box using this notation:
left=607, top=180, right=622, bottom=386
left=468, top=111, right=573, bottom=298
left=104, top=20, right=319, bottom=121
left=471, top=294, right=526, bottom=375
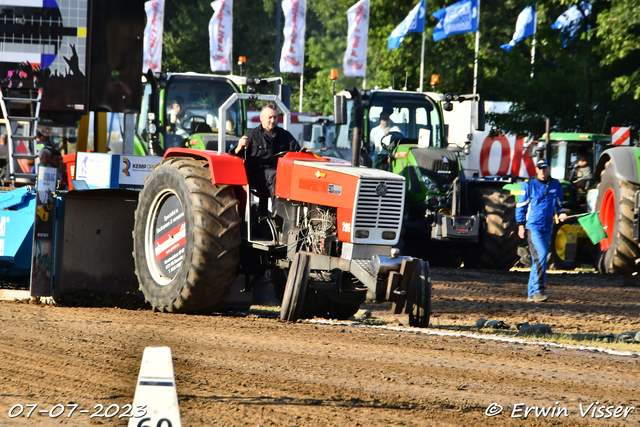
left=432, top=0, right=478, bottom=42
left=501, top=5, right=536, bottom=52
left=551, top=1, right=591, bottom=46
left=388, top=0, right=427, bottom=50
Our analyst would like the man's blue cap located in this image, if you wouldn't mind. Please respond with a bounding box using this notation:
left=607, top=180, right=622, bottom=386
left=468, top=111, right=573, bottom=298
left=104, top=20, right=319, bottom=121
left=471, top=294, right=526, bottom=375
left=536, top=159, right=549, bottom=168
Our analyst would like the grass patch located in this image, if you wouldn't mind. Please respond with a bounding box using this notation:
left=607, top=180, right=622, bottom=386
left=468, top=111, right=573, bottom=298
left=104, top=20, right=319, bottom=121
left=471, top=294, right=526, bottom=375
left=430, top=323, right=640, bottom=354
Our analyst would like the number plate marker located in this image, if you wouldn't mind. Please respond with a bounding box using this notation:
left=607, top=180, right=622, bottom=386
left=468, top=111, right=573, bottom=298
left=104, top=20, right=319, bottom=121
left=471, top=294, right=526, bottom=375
left=129, top=347, right=182, bottom=427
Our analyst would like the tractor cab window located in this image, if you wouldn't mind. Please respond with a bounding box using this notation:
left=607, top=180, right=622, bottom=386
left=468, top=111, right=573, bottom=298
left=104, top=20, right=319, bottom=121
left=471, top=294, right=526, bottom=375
left=367, top=94, right=443, bottom=150
left=164, top=77, right=241, bottom=148
left=333, top=99, right=356, bottom=159
left=549, top=144, right=567, bottom=180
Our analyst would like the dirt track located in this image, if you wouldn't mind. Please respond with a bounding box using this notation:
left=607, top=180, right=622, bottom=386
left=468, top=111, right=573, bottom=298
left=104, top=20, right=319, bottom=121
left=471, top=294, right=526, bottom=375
left=0, top=268, right=639, bottom=426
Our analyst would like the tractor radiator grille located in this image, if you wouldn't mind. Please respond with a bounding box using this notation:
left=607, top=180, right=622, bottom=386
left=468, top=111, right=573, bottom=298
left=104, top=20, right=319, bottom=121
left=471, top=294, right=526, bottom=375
left=354, top=180, right=404, bottom=230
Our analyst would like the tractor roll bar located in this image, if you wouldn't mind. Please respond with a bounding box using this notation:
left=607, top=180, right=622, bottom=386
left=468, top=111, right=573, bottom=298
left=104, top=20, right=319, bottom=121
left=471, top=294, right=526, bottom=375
left=217, top=94, right=291, bottom=154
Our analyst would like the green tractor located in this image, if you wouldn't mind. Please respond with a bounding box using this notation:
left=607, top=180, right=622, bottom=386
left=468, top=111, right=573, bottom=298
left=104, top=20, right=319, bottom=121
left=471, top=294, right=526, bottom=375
left=331, top=88, right=520, bottom=269
left=134, top=71, right=283, bottom=156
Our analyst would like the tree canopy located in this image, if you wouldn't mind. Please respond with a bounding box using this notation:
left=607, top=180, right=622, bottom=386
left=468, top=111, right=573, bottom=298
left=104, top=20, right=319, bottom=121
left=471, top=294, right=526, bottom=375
left=161, top=0, right=640, bottom=138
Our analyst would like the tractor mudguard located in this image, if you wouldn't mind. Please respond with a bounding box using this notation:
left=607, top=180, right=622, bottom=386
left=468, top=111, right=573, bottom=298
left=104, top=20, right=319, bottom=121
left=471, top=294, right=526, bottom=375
left=163, top=147, right=248, bottom=186
left=595, top=147, right=640, bottom=185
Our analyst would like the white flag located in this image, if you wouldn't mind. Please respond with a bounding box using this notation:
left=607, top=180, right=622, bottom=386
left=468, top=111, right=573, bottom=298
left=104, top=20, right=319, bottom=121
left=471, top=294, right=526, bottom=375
left=343, top=0, right=370, bottom=78
left=279, top=0, right=306, bottom=74
left=142, top=0, right=164, bottom=73
left=209, top=0, right=233, bottom=72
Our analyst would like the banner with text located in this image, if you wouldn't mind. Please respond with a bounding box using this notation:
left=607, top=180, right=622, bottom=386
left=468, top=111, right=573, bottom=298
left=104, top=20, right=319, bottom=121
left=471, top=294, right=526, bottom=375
left=280, top=0, right=307, bottom=73
left=209, top=0, right=233, bottom=72
left=343, top=0, right=370, bottom=77
left=142, top=0, right=165, bottom=73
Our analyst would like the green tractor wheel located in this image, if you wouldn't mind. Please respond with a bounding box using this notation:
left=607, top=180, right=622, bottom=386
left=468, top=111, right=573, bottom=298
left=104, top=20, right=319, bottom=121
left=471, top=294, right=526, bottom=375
left=595, top=161, right=640, bottom=274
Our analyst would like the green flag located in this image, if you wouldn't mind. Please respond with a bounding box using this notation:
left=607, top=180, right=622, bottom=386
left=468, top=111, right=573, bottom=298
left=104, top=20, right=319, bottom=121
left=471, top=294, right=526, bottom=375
left=577, top=212, right=608, bottom=245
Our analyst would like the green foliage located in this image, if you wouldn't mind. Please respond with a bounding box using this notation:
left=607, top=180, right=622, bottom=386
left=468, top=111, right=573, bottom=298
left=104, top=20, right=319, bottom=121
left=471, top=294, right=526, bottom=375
left=597, top=0, right=640, bottom=100
left=161, top=0, right=640, bottom=136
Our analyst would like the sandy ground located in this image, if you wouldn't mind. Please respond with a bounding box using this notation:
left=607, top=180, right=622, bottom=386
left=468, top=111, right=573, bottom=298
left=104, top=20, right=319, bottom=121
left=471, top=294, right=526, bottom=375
left=0, top=268, right=639, bottom=426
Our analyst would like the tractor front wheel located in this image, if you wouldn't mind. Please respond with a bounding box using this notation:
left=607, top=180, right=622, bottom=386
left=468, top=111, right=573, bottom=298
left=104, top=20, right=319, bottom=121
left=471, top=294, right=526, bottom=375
left=279, top=252, right=311, bottom=322
left=408, top=260, right=431, bottom=328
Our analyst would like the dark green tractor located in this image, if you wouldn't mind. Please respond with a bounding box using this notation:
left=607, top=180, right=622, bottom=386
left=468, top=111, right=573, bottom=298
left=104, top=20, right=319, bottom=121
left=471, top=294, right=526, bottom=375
left=332, top=89, right=520, bottom=269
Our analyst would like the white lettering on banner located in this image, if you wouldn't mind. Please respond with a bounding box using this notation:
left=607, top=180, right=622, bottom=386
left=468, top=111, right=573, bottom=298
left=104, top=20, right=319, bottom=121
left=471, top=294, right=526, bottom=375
left=209, top=0, right=233, bottom=72
left=142, top=0, right=165, bottom=73
left=343, top=0, right=370, bottom=77
left=280, top=0, right=307, bottom=73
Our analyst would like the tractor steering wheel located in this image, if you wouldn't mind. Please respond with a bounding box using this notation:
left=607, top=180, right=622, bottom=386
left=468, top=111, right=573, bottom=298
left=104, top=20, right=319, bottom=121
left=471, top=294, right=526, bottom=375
left=181, top=115, right=207, bottom=131
left=380, top=131, right=405, bottom=151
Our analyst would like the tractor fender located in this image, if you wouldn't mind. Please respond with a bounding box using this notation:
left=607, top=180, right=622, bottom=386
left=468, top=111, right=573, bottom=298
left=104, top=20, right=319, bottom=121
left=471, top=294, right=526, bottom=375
left=163, top=147, right=248, bottom=186
left=595, top=147, right=640, bottom=185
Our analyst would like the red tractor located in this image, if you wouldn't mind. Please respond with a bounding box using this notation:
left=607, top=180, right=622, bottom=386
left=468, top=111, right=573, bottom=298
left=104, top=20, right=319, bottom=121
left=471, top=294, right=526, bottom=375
left=132, top=94, right=431, bottom=326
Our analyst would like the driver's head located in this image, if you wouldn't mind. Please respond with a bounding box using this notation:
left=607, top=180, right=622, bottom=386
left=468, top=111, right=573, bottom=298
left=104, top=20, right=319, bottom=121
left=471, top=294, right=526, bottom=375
left=260, top=102, right=278, bottom=132
left=380, top=107, right=393, bottom=127
left=171, top=96, right=185, bottom=112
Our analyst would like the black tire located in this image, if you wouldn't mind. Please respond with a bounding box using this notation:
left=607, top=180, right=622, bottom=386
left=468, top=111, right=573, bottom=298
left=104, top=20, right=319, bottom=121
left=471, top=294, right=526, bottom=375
left=595, top=161, right=640, bottom=274
left=279, top=252, right=310, bottom=322
left=465, top=187, right=519, bottom=270
left=133, top=157, right=241, bottom=313
left=409, top=260, right=431, bottom=328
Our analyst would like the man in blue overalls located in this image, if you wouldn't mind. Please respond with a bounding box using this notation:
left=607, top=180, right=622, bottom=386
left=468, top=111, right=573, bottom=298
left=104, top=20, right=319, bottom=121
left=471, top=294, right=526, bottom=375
left=516, top=159, right=567, bottom=302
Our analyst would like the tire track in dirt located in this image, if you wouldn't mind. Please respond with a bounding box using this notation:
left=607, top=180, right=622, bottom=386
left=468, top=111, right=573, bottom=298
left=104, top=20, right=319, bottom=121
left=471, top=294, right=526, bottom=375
left=0, top=302, right=639, bottom=426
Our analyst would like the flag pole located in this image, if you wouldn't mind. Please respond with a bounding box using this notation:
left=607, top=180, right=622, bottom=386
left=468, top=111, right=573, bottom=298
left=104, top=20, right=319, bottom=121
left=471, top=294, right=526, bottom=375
left=299, top=73, right=304, bottom=113
left=471, top=0, right=480, bottom=140
left=472, top=0, right=480, bottom=95
left=530, top=6, right=537, bottom=78
left=419, top=31, right=425, bottom=91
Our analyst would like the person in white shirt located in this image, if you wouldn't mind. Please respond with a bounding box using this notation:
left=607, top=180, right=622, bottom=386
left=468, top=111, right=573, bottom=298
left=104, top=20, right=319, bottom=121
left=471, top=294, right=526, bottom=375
left=369, top=107, right=403, bottom=153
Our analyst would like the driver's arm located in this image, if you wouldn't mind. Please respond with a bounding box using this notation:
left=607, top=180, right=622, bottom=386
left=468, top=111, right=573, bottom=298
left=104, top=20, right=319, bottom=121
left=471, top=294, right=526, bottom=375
left=234, top=136, right=249, bottom=155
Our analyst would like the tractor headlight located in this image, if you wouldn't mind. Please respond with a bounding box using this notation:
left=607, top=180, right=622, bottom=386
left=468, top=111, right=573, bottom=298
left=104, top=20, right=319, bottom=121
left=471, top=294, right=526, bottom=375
left=148, top=123, right=157, bottom=135
left=422, top=176, right=438, bottom=192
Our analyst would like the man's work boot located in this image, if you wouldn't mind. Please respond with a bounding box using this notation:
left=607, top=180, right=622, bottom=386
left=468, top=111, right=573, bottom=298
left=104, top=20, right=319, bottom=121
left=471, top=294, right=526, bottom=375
left=527, top=292, right=548, bottom=302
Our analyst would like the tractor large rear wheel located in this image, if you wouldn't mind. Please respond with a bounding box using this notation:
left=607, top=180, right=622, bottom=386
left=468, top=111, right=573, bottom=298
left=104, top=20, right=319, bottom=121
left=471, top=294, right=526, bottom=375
left=595, top=161, right=640, bottom=274
left=133, top=158, right=241, bottom=312
left=465, top=187, right=519, bottom=270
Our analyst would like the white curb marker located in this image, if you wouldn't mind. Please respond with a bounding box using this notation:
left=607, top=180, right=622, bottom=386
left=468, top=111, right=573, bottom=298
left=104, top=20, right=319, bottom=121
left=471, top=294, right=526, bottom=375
left=129, top=346, right=182, bottom=427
